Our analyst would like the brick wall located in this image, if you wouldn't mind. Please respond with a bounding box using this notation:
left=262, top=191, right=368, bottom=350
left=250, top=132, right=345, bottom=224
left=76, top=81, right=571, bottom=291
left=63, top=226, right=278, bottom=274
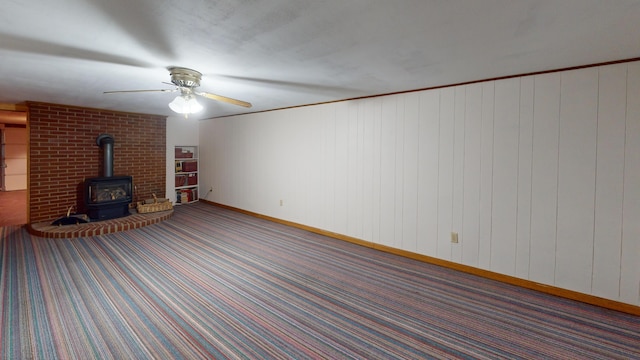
left=28, top=102, right=166, bottom=223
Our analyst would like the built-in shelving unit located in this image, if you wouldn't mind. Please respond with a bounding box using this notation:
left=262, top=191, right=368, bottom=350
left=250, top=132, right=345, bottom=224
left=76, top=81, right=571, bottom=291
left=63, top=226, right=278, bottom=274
left=174, top=146, right=198, bottom=204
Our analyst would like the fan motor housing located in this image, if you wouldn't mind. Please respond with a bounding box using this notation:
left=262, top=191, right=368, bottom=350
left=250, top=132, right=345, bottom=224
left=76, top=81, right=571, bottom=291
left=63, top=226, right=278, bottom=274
left=169, top=67, right=202, bottom=88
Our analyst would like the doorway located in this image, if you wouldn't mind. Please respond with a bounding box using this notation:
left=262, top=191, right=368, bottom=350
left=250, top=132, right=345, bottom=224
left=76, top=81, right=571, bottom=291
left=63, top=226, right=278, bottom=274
left=0, top=110, right=28, bottom=226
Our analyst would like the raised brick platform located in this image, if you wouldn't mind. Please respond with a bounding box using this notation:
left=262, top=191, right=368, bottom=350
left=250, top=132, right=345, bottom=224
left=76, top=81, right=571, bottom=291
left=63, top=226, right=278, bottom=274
left=28, top=209, right=174, bottom=239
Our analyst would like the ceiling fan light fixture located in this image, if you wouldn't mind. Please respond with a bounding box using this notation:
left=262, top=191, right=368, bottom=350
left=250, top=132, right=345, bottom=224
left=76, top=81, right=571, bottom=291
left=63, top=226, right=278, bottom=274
left=105, top=67, right=251, bottom=114
left=169, top=94, right=203, bottom=114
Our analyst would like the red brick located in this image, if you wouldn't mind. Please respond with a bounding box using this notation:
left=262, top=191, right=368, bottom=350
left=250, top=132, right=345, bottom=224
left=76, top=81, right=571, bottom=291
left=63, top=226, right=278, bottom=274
left=28, top=102, right=167, bottom=222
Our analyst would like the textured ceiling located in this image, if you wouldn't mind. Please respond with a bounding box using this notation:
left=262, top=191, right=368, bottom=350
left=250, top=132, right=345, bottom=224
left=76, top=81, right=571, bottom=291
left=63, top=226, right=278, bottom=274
left=1, top=0, right=640, bottom=120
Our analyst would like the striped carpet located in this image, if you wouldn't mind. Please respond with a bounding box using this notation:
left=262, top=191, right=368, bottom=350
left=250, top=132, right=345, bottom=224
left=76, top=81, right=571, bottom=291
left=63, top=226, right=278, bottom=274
left=1, top=203, right=639, bottom=359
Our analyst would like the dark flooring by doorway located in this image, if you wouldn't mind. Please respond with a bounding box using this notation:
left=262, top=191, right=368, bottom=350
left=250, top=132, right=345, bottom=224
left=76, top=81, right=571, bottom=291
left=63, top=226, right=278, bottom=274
left=0, top=190, right=27, bottom=226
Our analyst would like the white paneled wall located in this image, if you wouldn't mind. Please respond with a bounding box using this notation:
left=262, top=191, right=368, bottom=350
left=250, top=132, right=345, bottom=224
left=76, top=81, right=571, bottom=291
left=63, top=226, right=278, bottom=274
left=622, top=62, right=640, bottom=305
left=199, top=61, right=640, bottom=306
left=556, top=67, right=599, bottom=294
left=491, top=78, right=520, bottom=276
left=529, top=73, right=560, bottom=285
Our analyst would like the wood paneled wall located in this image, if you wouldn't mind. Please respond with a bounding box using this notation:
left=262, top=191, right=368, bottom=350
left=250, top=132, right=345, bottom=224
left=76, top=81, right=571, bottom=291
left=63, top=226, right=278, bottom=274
left=199, top=61, right=640, bottom=306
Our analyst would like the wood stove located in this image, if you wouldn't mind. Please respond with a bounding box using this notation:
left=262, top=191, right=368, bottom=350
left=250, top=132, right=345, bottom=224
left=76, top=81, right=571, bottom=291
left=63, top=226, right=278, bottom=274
left=84, top=134, right=132, bottom=221
left=85, top=176, right=132, bottom=220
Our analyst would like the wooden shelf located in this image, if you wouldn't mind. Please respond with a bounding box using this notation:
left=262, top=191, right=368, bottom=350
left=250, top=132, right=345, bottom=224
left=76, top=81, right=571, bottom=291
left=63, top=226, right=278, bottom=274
left=175, top=146, right=199, bottom=204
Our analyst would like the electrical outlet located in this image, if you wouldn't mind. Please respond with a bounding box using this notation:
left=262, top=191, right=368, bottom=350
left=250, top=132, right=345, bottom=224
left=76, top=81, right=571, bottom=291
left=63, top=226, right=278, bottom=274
left=280, top=199, right=283, bottom=206
left=451, top=232, right=459, bottom=244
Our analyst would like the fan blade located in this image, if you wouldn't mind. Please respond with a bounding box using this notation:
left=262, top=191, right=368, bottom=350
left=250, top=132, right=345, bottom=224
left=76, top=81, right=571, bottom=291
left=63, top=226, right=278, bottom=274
left=103, top=89, right=176, bottom=94
left=196, top=91, right=252, bottom=108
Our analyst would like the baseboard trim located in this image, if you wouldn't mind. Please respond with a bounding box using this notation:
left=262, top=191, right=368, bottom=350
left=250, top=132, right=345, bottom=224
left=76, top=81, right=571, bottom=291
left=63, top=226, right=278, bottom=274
left=202, top=200, right=640, bottom=316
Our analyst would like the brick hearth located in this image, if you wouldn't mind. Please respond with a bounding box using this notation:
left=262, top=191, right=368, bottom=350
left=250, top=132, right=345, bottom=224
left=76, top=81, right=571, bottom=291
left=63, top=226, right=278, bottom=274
left=28, top=209, right=173, bottom=238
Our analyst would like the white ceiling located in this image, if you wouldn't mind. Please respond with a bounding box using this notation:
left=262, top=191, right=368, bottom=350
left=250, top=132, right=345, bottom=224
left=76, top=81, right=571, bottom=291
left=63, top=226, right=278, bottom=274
left=1, top=0, right=639, bottom=120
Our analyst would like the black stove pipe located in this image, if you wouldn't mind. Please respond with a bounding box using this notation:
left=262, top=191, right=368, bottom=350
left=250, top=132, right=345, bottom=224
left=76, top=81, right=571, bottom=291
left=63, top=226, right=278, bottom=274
left=96, top=134, right=115, bottom=177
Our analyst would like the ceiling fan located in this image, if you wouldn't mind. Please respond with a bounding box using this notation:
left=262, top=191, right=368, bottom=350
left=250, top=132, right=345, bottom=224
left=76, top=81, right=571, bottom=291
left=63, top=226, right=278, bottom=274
left=104, top=67, right=252, bottom=115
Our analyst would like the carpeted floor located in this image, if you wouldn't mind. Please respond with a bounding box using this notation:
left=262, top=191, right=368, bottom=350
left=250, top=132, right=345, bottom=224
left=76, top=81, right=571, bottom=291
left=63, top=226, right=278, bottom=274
left=1, top=202, right=639, bottom=359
